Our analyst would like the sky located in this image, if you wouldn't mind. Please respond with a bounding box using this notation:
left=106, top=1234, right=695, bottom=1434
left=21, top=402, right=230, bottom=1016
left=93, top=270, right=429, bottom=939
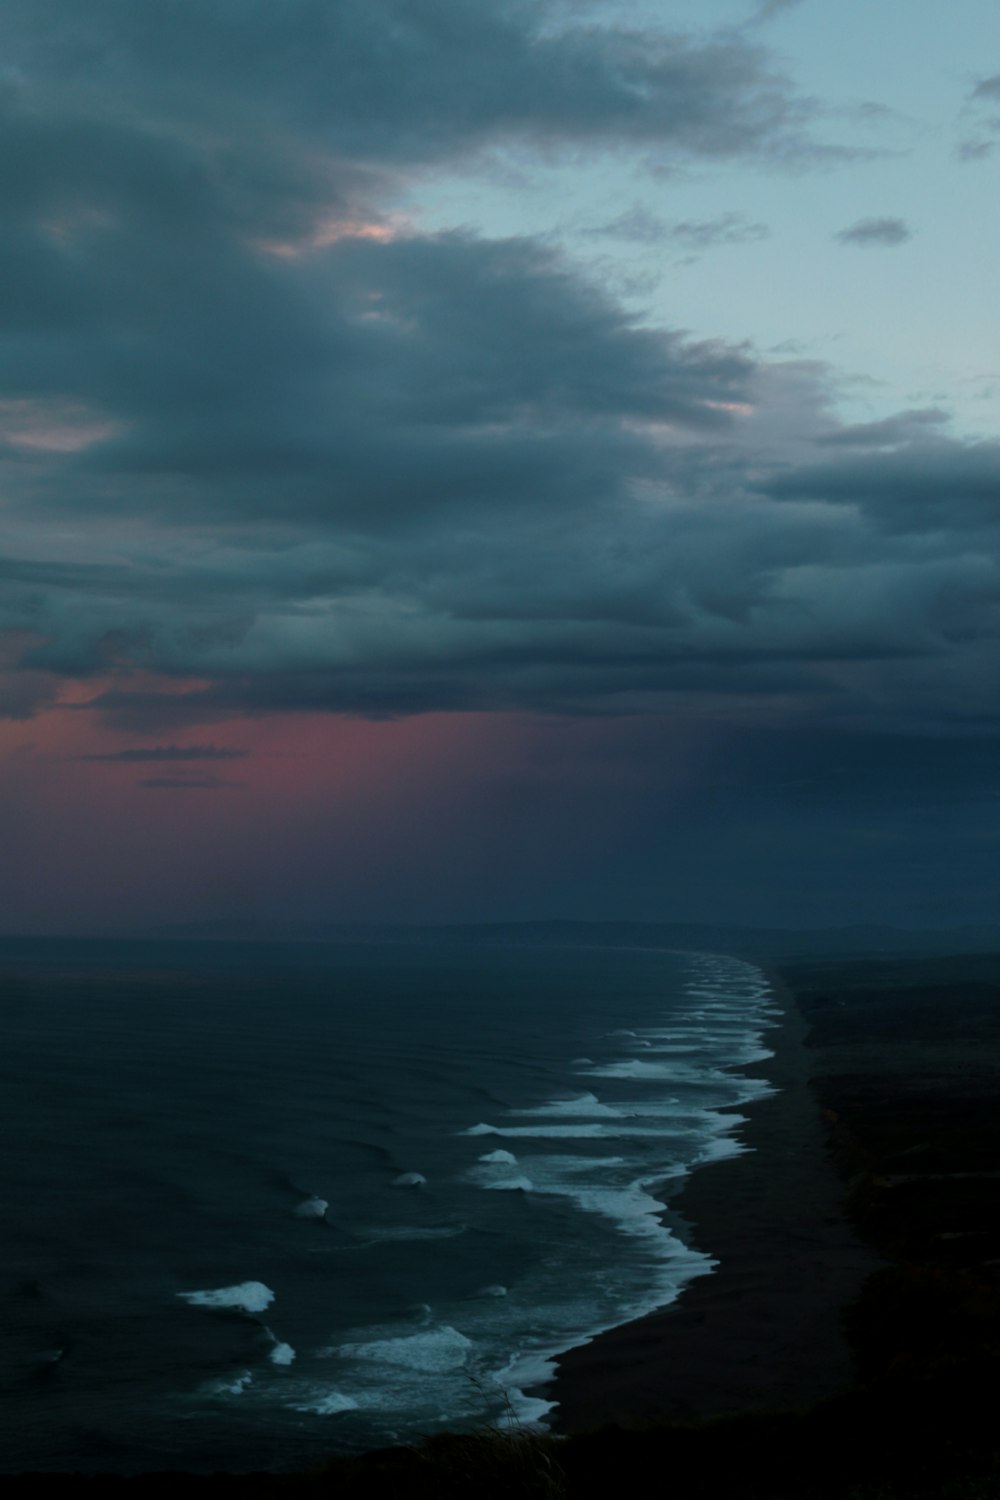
left=1, top=0, right=999, bottom=935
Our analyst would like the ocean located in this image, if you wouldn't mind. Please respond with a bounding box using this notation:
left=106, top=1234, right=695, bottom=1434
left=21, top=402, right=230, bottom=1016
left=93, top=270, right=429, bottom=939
left=0, top=937, right=778, bottom=1473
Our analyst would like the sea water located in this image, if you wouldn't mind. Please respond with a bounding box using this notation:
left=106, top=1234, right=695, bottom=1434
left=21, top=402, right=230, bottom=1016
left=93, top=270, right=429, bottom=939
left=0, top=938, right=779, bottom=1473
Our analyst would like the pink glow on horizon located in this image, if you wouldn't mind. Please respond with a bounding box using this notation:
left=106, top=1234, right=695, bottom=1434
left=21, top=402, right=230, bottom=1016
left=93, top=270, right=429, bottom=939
left=0, top=680, right=711, bottom=932
left=0, top=693, right=533, bottom=818
left=0, top=701, right=535, bottom=929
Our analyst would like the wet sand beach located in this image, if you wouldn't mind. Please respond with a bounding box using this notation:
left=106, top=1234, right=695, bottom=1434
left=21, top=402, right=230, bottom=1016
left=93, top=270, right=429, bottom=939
left=547, top=963, right=879, bottom=1430
left=548, top=948, right=1000, bottom=1433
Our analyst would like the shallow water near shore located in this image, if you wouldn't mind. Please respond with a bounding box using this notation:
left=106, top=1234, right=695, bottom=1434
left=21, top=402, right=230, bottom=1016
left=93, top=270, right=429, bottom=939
left=0, top=938, right=778, bottom=1473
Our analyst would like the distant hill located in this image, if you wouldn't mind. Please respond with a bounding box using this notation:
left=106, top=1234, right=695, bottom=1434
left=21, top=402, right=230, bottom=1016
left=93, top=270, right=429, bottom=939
left=138, top=917, right=1000, bottom=960
left=5, top=917, right=1000, bottom=963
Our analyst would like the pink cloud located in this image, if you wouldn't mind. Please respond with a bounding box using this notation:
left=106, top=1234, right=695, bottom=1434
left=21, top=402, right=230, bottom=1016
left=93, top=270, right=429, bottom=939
left=255, top=214, right=402, bottom=260
left=0, top=398, right=123, bottom=454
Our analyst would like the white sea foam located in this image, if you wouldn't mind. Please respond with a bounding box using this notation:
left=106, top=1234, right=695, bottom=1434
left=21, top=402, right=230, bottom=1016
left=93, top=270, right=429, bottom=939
left=511, top=1092, right=625, bottom=1119
left=392, top=1171, right=427, bottom=1187
left=729, top=1045, right=775, bottom=1066
left=536, top=1170, right=701, bottom=1247
left=295, top=1196, right=328, bottom=1219
left=342, top=1325, right=473, bottom=1373
left=203, top=1370, right=254, bottom=1396
left=577, top=1058, right=688, bottom=1080
left=270, top=1341, right=296, bottom=1366
left=641, top=1025, right=752, bottom=1041
left=471, top=1284, right=508, bottom=1299
left=696, top=1135, right=749, bottom=1164
left=475, top=1123, right=620, bottom=1139
left=633, top=1042, right=701, bottom=1054
left=477, top=1121, right=698, bottom=1139
left=296, top=1390, right=361, bottom=1415
left=359, top=1223, right=467, bottom=1243
left=451, top=953, right=780, bottom=1440
left=493, top=1350, right=559, bottom=1428
left=178, top=1281, right=274, bottom=1314
left=469, top=1150, right=534, bottom=1190
left=489, top=1203, right=714, bottom=1431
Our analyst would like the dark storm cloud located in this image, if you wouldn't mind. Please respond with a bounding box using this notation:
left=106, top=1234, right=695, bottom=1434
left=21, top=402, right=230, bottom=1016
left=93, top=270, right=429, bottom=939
left=0, top=115, right=753, bottom=527
left=0, top=0, right=828, bottom=167
left=1, top=0, right=998, bottom=741
left=8, top=374, right=1000, bottom=732
left=971, top=75, right=1000, bottom=102
left=79, top=745, right=249, bottom=762
left=764, top=438, right=1000, bottom=531
left=833, top=216, right=912, bottom=247
left=188, top=230, right=745, bottom=509
left=814, top=408, right=950, bottom=447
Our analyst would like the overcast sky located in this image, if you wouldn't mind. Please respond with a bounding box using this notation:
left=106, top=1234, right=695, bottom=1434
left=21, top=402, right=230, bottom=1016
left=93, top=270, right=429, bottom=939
left=2, top=0, right=999, bottom=934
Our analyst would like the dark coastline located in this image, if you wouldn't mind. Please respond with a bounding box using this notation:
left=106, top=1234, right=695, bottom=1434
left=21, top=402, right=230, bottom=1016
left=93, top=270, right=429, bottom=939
left=544, top=960, right=878, bottom=1430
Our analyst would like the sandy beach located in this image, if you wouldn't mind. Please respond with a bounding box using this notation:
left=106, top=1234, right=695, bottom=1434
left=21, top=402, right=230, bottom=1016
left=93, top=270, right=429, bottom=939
left=547, top=945, right=1000, bottom=1440
left=546, top=963, right=879, bottom=1430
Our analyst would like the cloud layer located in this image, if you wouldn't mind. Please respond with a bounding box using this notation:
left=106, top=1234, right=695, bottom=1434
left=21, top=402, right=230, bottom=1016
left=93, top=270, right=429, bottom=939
left=0, top=0, right=997, bottom=752
left=0, top=0, right=826, bottom=167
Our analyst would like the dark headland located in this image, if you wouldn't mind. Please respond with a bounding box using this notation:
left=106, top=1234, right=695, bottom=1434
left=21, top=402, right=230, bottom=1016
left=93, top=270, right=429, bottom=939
left=9, top=927, right=1000, bottom=1496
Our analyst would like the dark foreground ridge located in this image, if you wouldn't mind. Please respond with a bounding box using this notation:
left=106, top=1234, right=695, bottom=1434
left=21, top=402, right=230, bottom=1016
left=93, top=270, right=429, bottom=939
left=8, top=1372, right=1000, bottom=1497
left=8, top=947, right=1000, bottom=1496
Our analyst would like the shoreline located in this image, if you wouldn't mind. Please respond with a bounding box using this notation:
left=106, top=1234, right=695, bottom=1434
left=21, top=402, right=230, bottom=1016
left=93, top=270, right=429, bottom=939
left=542, top=960, right=877, bottom=1431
